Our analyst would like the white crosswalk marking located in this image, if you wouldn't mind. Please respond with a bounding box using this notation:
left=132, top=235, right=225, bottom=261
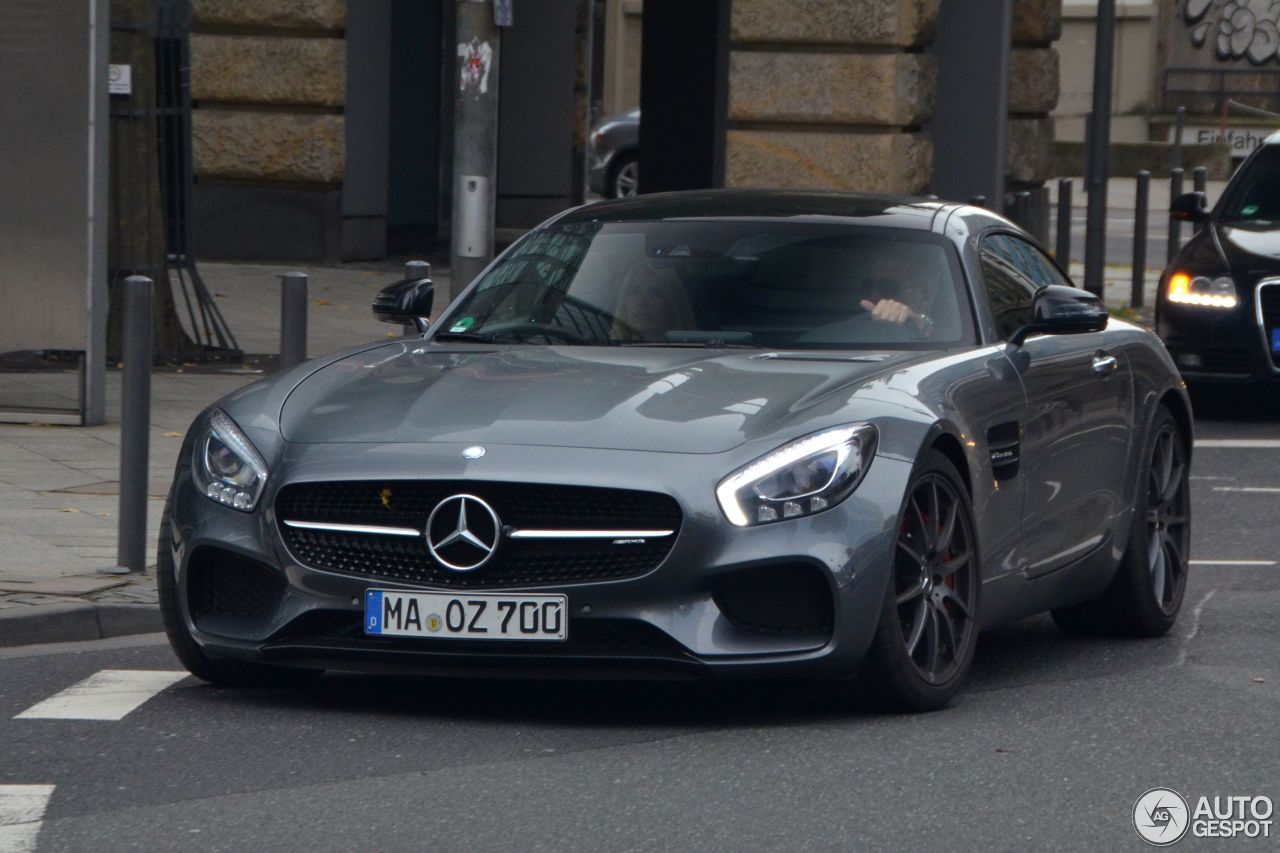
left=0, top=785, right=55, bottom=853
left=1195, top=439, right=1280, bottom=449
left=15, top=670, right=187, bottom=721
left=1212, top=486, right=1280, bottom=493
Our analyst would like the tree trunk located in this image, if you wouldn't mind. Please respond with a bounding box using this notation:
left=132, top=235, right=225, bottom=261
left=107, top=0, right=196, bottom=361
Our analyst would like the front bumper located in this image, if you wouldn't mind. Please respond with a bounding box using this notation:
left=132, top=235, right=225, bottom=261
left=1157, top=282, right=1280, bottom=383
left=167, top=441, right=912, bottom=681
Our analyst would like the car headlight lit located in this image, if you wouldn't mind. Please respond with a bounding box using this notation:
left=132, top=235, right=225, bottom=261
left=1167, top=272, right=1238, bottom=308
left=716, top=424, right=877, bottom=527
left=192, top=409, right=269, bottom=512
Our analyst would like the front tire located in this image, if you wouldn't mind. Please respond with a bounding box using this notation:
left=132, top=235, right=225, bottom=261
left=157, top=500, right=320, bottom=688
left=1051, top=407, right=1190, bottom=637
left=856, top=450, right=981, bottom=711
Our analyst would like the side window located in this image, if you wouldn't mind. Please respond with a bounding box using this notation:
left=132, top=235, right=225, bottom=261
left=979, top=235, right=1038, bottom=340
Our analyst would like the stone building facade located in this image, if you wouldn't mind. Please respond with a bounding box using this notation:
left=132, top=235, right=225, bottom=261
left=189, top=0, right=353, bottom=260
left=186, top=0, right=1063, bottom=261
left=722, top=0, right=1061, bottom=208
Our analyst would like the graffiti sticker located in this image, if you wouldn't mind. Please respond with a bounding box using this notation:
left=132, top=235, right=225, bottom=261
left=458, top=38, right=493, bottom=96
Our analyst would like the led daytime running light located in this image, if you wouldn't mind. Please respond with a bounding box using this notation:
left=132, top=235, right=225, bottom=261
left=716, top=424, right=876, bottom=527
left=1167, top=272, right=1238, bottom=308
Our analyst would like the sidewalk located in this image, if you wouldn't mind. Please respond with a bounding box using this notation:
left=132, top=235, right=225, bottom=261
left=0, top=259, right=453, bottom=646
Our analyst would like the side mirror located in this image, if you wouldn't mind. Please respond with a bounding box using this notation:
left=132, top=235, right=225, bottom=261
left=1170, top=191, right=1209, bottom=223
left=373, top=276, right=434, bottom=332
left=1007, top=285, right=1108, bottom=347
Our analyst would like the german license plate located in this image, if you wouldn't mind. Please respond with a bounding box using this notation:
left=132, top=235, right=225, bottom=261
left=363, top=589, right=567, bottom=641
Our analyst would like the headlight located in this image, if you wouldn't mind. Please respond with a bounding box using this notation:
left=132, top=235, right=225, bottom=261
left=192, top=409, right=269, bottom=512
left=716, top=424, right=877, bottom=527
left=1167, top=272, right=1238, bottom=308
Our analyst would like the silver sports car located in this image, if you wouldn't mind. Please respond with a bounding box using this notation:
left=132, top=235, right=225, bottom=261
left=160, top=191, right=1193, bottom=711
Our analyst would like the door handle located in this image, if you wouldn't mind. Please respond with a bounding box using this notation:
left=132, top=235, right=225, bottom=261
left=1092, top=353, right=1118, bottom=376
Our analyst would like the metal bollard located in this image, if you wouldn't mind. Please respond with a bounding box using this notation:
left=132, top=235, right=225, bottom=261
left=1056, top=178, right=1073, bottom=263
left=1167, top=168, right=1184, bottom=265
left=1172, top=106, right=1186, bottom=172
left=280, top=272, right=308, bottom=370
left=403, top=260, right=431, bottom=335
left=1132, top=171, right=1150, bottom=308
left=112, top=276, right=153, bottom=574
left=405, top=260, right=431, bottom=281
left=1012, top=191, right=1032, bottom=230
left=968, top=195, right=987, bottom=209
left=1193, top=166, right=1208, bottom=233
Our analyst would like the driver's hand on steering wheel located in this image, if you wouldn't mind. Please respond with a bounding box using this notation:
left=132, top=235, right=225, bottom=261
left=861, top=298, right=932, bottom=337
left=861, top=298, right=914, bottom=326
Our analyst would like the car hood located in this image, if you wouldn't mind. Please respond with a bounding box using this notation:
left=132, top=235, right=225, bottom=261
left=278, top=343, right=924, bottom=453
left=1215, top=221, right=1280, bottom=274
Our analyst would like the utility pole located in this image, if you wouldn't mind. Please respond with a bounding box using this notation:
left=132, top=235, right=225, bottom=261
left=1083, top=0, right=1117, bottom=298
left=451, top=0, right=501, bottom=292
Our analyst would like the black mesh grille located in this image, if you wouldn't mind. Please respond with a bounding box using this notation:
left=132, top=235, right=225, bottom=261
left=1261, top=285, right=1280, bottom=368
left=713, top=564, right=834, bottom=636
left=276, top=481, right=682, bottom=588
left=187, top=547, right=286, bottom=622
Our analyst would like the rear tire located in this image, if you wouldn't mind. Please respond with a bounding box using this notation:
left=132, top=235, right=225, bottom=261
left=855, top=450, right=981, bottom=712
left=157, top=499, right=320, bottom=688
left=1051, top=407, right=1190, bottom=637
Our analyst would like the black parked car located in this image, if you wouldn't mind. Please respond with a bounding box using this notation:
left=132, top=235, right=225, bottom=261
left=1158, top=133, right=1280, bottom=384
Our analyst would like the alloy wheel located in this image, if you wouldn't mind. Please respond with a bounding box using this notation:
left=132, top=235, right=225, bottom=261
left=894, top=475, right=977, bottom=685
left=614, top=160, right=638, bottom=197
left=1146, top=424, right=1189, bottom=613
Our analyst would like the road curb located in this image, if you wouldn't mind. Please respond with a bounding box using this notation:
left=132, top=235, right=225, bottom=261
left=0, top=602, right=162, bottom=649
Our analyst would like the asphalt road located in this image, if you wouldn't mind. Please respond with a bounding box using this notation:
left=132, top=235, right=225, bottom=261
left=2, top=398, right=1277, bottom=852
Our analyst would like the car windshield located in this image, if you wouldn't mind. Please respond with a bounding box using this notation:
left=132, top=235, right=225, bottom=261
left=1220, top=146, right=1280, bottom=222
left=436, top=220, right=973, bottom=349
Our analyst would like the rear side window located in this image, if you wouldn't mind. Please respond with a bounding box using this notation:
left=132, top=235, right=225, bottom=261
left=980, top=234, right=1041, bottom=340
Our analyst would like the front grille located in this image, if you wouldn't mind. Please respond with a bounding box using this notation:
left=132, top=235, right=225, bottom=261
left=276, top=481, right=682, bottom=588
left=187, top=547, right=286, bottom=623
left=1260, top=283, right=1280, bottom=368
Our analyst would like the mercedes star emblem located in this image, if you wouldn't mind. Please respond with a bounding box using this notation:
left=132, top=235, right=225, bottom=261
left=425, top=494, right=501, bottom=571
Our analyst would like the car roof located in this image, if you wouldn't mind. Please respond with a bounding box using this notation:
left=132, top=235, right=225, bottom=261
left=559, top=189, right=956, bottom=231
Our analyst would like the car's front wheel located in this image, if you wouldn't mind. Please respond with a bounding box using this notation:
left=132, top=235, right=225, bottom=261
left=856, top=450, right=980, bottom=711
left=1052, top=406, right=1190, bottom=637
left=157, top=500, right=320, bottom=688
